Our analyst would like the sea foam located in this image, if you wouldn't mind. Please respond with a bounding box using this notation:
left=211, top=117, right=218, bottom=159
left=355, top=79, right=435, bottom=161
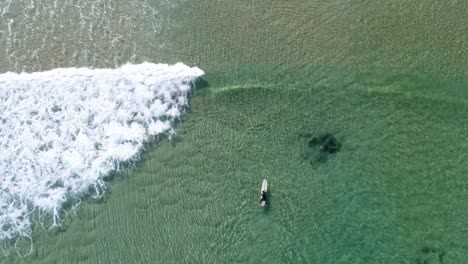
left=0, top=62, right=204, bottom=255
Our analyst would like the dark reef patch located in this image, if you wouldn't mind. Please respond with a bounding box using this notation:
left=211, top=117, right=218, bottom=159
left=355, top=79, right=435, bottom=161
left=308, top=133, right=341, bottom=154
left=300, top=132, right=342, bottom=164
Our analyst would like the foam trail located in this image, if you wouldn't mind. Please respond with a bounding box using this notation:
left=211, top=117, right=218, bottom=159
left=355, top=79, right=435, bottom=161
left=0, top=62, right=204, bottom=256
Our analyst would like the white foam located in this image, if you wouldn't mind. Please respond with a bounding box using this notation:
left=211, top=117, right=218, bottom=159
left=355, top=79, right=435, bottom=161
left=0, top=62, right=204, bottom=255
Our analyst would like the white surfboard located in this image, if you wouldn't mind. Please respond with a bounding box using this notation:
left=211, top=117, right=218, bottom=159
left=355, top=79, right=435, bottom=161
left=261, top=179, right=268, bottom=193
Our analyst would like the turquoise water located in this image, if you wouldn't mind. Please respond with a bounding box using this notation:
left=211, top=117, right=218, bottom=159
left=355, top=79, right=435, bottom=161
left=1, top=0, right=468, bottom=263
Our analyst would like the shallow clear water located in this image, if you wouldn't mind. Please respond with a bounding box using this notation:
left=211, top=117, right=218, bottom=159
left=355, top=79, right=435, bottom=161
left=1, top=0, right=468, bottom=263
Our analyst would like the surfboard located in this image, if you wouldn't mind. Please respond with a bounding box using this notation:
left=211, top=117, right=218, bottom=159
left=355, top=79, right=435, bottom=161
left=261, top=179, right=268, bottom=193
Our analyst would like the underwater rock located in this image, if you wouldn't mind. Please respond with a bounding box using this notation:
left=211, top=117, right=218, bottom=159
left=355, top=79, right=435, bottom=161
left=308, top=133, right=342, bottom=154
left=302, top=132, right=342, bottom=164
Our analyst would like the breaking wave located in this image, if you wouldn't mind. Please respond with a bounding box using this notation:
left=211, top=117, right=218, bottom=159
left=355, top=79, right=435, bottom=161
left=0, top=62, right=204, bottom=256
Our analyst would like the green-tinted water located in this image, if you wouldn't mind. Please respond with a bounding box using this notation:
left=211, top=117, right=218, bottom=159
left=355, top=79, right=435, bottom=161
left=1, top=0, right=468, bottom=263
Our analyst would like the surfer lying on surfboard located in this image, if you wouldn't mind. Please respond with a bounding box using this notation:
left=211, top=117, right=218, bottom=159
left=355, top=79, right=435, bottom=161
left=260, top=179, right=268, bottom=206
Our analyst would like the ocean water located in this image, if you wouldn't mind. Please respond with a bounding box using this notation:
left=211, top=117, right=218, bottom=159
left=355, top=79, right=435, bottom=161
left=1, top=0, right=468, bottom=263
